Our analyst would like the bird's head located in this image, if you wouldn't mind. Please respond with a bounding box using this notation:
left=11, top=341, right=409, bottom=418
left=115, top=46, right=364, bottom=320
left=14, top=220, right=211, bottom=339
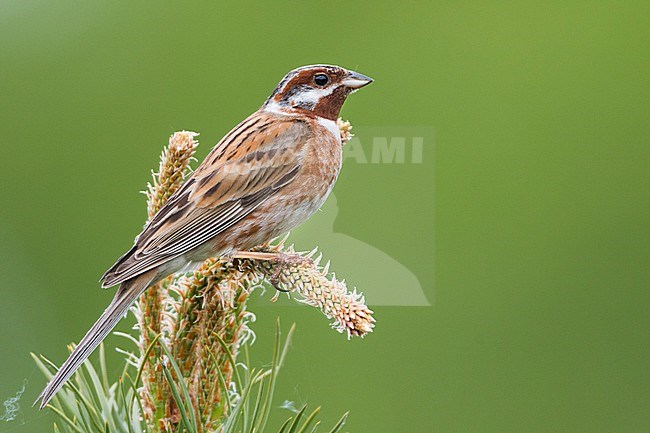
left=264, top=64, right=373, bottom=120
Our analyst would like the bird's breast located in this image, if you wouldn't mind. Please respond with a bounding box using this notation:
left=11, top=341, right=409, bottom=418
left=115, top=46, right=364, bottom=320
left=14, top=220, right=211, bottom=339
left=272, top=117, right=342, bottom=229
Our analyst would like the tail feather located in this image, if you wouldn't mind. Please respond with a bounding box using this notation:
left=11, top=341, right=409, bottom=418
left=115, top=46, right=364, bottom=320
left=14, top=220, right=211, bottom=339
left=35, top=271, right=156, bottom=409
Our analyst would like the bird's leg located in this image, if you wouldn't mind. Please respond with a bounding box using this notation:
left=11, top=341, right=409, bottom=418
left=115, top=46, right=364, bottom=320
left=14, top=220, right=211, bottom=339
left=230, top=251, right=280, bottom=261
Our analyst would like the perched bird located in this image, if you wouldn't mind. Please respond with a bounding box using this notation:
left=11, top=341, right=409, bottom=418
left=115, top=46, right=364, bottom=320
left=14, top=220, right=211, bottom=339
left=36, top=64, right=373, bottom=409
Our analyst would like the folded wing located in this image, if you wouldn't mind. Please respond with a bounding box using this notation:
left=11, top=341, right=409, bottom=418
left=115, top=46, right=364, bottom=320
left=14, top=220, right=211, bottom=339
left=101, top=115, right=310, bottom=287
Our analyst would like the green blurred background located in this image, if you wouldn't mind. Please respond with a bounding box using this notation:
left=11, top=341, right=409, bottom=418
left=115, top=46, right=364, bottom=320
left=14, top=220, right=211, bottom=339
left=1, top=1, right=649, bottom=432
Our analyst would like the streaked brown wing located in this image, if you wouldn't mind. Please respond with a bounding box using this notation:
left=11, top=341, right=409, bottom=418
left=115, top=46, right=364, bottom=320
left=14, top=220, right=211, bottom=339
left=101, top=113, right=310, bottom=287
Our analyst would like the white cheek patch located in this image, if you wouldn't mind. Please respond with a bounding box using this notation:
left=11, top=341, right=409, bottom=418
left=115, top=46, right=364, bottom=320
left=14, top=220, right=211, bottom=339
left=291, top=86, right=336, bottom=108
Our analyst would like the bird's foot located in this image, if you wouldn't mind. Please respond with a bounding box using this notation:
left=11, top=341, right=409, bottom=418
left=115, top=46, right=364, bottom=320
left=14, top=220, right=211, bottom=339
left=231, top=250, right=313, bottom=293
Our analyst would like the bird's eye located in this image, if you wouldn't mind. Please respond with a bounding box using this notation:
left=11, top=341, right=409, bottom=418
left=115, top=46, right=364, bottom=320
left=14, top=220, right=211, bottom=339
left=314, top=74, right=329, bottom=86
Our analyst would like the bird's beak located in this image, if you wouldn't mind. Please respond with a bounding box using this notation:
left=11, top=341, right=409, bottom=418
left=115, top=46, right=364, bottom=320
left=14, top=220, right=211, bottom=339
left=342, top=70, right=374, bottom=89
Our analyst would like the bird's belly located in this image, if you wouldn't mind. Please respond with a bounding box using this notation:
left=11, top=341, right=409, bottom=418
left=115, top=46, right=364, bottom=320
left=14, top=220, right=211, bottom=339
left=222, top=169, right=338, bottom=252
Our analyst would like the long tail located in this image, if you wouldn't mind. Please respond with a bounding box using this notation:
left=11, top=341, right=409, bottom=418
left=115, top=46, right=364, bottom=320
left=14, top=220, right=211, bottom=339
left=35, top=270, right=156, bottom=409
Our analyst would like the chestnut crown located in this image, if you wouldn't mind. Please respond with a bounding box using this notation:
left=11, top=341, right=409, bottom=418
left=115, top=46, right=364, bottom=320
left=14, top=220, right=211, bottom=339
left=264, top=64, right=373, bottom=120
